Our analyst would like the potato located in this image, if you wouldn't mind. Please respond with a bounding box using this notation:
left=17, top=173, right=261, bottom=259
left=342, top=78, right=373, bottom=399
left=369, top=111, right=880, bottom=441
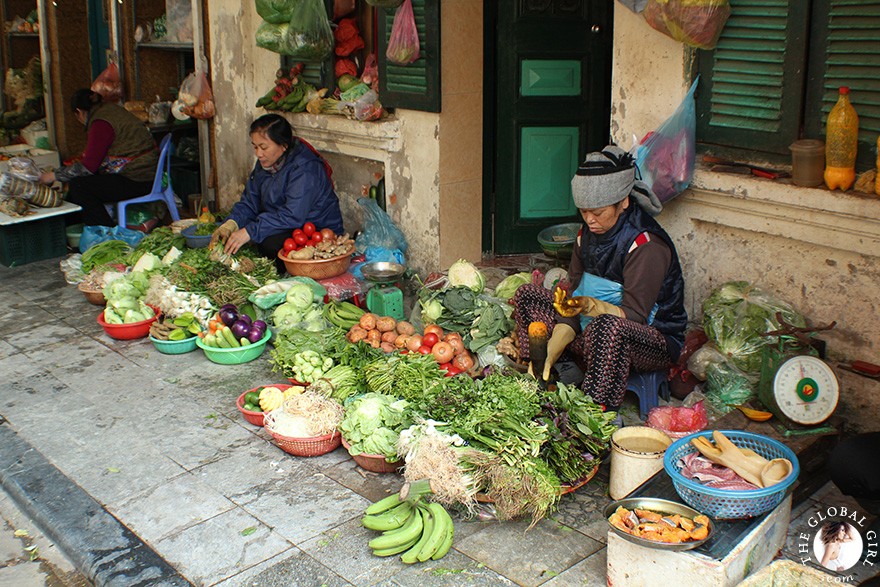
left=376, top=316, right=397, bottom=332
left=359, top=313, right=377, bottom=331
left=381, top=330, right=398, bottom=343
left=380, top=342, right=395, bottom=353
left=396, top=321, right=416, bottom=336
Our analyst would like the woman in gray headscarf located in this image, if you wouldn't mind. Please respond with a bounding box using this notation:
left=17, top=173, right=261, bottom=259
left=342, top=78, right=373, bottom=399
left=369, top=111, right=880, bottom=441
left=512, top=145, right=687, bottom=411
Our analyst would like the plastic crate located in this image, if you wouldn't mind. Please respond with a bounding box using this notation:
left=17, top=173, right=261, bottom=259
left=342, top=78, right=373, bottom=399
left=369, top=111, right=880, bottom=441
left=0, top=216, right=67, bottom=267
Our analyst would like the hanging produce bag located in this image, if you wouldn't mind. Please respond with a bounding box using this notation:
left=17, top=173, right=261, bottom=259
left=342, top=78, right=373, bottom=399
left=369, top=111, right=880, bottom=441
left=633, top=77, right=698, bottom=204
left=643, top=0, right=731, bottom=50
left=285, top=0, right=334, bottom=62
left=91, top=62, right=123, bottom=103
left=256, top=22, right=293, bottom=54
left=385, top=0, right=420, bottom=65
left=177, top=71, right=215, bottom=119
left=256, top=0, right=297, bottom=24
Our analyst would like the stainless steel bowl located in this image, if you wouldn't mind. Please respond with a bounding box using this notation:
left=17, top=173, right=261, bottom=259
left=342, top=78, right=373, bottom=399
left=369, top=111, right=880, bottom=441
left=603, top=497, right=714, bottom=551
left=360, top=261, right=406, bottom=283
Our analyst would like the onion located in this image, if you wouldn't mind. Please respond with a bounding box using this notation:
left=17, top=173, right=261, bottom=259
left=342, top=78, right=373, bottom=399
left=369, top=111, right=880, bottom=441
left=231, top=320, right=251, bottom=339
left=219, top=308, right=238, bottom=327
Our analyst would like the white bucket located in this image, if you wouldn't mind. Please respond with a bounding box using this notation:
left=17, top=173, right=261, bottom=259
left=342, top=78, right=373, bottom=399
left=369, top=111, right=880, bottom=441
left=609, top=426, right=672, bottom=500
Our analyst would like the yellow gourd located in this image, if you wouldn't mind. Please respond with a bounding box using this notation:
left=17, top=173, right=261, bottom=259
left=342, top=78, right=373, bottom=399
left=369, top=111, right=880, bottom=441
left=259, top=386, right=284, bottom=412
left=824, top=86, right=859, bottom=191
left=734, top=405, right=774, bottom=422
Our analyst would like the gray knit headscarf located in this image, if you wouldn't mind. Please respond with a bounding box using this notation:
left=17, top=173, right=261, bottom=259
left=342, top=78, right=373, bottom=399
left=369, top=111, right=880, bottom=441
left=571, top=145, right=662, bottom=216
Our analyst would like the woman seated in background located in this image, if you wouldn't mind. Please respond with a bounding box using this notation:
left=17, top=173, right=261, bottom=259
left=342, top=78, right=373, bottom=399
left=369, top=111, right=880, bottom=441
left=512, top=145, right=687, bottom=412
left=210, top=114, right=344, bottom=269
left=39, top=89, right=158, bottom=226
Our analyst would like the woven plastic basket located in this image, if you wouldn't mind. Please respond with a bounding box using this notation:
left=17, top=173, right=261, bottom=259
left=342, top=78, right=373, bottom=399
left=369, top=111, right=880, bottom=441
left=78, top=283, right=105, bottom=305
left=664, top=430, right=800, bottom=519
left=277, top=251, right=352, bottom=280
left=267, top=429, right=341, bottom=457
left=341, top=437, right=402, bottom=474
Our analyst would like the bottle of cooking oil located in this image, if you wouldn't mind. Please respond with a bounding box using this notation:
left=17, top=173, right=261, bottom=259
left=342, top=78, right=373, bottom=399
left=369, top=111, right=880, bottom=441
left=824, top=87, right=859, bottom=191
left=198, top=206, right=215, bottom=223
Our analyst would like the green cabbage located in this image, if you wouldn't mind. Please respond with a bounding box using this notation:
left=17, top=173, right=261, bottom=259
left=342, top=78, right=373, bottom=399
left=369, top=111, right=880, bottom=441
left=339, top=393, right=412, bottom=461
left=285, top=283, right=314, bottom=310
left=493, top=272, right=531, bottom=300
left=447, top=259, right=486, bottom=293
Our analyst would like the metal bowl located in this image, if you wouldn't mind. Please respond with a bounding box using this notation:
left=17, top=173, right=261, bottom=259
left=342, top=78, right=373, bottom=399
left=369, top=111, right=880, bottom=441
left=603, top=497, right=714, bottom=551
left=360, top=261, right=406, bottom=283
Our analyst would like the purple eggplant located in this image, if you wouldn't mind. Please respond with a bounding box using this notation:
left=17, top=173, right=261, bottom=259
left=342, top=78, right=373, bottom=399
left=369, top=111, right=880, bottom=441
left=219, top=308, right=238, bottom=327
left=238, top=314, right=252, bottom=326
left=219, top=304, right=237, bottom=313
left=252, top=320, right=267, bottom=332
left=247, top=325, right=265, bottom=343
left=231, top=319, right=251, bottom=339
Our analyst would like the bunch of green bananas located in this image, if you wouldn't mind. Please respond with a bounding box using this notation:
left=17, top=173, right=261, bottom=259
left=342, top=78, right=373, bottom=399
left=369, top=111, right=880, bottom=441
left=323, top=300, right=365, bottom=330
left=362, top=492, right=455, bottom=563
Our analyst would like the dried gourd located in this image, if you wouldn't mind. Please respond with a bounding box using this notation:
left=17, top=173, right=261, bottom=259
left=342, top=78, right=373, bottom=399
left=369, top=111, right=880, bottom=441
left=259, top=386, right=284, bottom=412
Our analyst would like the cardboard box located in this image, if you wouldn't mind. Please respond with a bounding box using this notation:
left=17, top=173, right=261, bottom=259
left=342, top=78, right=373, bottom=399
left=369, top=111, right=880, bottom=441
left=0, top=144, right=60, bottom=173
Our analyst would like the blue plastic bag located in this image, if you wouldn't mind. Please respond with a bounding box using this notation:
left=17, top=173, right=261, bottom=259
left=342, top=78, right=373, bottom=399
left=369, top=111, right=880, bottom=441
left=80, top=225, right=145, bottom=253
left=354, top=197, right=408, bottom=253
left=573, top=272, right=657, bottom=329
left=634, top=77, right=698, bottom=203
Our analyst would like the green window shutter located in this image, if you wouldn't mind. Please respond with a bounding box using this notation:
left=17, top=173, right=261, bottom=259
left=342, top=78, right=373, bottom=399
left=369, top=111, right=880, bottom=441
left=805, top=0, right=880, bottom=170
left=377, top=0, right=441, bottom=112
left=696, top=0, right=809, bottom=156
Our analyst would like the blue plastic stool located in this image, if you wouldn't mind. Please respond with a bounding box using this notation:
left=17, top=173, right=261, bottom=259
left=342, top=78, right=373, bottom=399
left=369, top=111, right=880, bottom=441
left=625, top=370, right=670, bottom=420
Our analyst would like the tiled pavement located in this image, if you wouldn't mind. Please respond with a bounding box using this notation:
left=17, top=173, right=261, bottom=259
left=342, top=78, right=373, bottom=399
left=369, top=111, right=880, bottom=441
left=0, top=258, right=872, bottom=586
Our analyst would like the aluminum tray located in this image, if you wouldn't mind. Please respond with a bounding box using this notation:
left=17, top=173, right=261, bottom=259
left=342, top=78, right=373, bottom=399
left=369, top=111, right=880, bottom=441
left=603, top=497, right=714, bottom=551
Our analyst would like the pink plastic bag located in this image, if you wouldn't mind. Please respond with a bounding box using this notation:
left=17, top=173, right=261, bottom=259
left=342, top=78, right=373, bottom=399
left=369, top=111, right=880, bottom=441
left=386, top=0, right=420, bottom=65
left=91, top=63, right=123, bottom=103
left=646, top=400, right=708, bottom=440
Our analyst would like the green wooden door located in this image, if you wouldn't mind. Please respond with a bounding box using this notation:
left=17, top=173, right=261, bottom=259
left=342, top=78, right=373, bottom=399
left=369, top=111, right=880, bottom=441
left=487, top=0, right=613, bottom=254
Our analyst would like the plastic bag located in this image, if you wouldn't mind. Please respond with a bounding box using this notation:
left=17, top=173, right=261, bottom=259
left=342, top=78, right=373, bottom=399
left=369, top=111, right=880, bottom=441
left=647, top=399, right=708, bottom=439
left=643, top=0, right=730, bottom=50
left=256, top=0, right=296, bottom=24
left=354, top=197, right=408, bottom=253
left=0, top=172, right=63, bottom=207
left=351, top=246, right=405, bottom=280
left=351, top=90, right=384, bottom=122
left=633, top=78, right=697, bottom=204
left=361, top=53, right=379, bottom=92
left=286, top=0, right=334, bottom=62
left=80, top=225, right=145, bottom=253
left=177, top=71, right=215, bottom=119
left=6, top=156, right=41, bottom=182
left=617, top=0, right=648, bottom=13
left=386, top=0, right=420, bottom=65
left=91, top=62, right=123, bottom=103
left=701, top=281, right=806, bottom=374
left=256, top=21, right=293, bottom=54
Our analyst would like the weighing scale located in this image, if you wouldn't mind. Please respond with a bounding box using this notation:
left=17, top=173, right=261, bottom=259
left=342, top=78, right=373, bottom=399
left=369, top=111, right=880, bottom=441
left=757, top=338, right=839, bottom=435
left=361, top=261, right=406, bottom=321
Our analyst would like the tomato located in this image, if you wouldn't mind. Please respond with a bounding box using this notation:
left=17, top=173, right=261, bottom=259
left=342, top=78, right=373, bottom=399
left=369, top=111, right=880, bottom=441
left=282, top=238, right=297, bottom=253
left=417, top=345, right=433, bottom=355
left=294, top=233, right=309, bottom=246
left=424, top=324, right=444, bottom=339
left=421, top=332, right=439, bottom=348
left=320, top=228, right=336, bottom=241
left=439, top=362, right=452, bottom=371
left=303, top=222, right=316, bottom=237
left=312, top=232, right=323, bottom=244
left=444, top=365, right=462, bottom=377
left=293, top=228, right=304, bottom=238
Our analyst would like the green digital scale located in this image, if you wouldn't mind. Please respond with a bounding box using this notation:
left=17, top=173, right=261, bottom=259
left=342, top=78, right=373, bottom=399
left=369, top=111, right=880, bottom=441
left=362, top=261, right=406, bottom=321
left=757, top=340, right=839, bottom=434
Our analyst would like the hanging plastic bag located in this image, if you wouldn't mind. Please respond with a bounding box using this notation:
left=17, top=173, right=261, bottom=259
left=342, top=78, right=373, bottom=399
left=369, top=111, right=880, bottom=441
left=643, top=0, right=731, bottom=50
left=285, top=0, right=334, bottom=62
left=91, top=62, right=123, bottom=102
left=633, top=78, right=698, bottom=204
left=177, top=71, right=215, bottom=119
left=79, top=226, right=145, bottom=253
left=617, top=0, right=648, bottom=13
left=354, top=197, right=408, bottom=253
left=256, top=0, right=297, bottom=24
left=361, top=53, right=379, bottom=92
left=386, top=0, right=420, bottom=65
left=256, top=22, right=293, bottom=54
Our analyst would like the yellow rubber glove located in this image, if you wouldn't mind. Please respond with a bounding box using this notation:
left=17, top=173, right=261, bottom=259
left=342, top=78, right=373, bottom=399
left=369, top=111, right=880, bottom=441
left=542, top=323, right=575, bottom=381
left=553, top=288, right=623, bottom=319
left=209, top=219, right=238, bottom=249
left=691, top=431, right=793, bottom=488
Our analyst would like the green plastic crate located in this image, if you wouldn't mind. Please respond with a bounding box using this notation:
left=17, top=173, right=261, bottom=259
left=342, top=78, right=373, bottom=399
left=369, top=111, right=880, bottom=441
left=0, top=216, right=67, bottom=267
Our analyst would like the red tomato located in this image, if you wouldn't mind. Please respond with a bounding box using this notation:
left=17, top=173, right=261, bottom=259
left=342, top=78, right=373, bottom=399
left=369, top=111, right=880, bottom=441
left=421, top=332, right=439, bottom=348
left=294, top=233, right=309, bottom=246
left=293, top=228, right=304, bottom=238
left=417, top=345, right=432, bottom=355
left=444, top=365, right=462, bottom=377
left=283, top=238, right=297, bottom=253
left=320, top=228, right=336, bottom=241
left=303, top=222, right=316, bottom=237
left=312, top=232, right=323, bottom=244
left=439, top=362, right=452, bottom=371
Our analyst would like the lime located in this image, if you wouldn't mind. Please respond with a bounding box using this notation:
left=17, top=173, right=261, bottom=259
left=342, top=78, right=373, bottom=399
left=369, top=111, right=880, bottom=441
left=244, top=391, right=260, bottom=405
left=243, top=402, right=257, bottom=412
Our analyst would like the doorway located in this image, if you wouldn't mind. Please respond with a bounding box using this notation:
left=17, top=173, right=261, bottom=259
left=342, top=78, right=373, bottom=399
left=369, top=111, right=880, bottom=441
left=484, top=0, right=613, bottom=254
left=87, top=0, right=111, bottom=80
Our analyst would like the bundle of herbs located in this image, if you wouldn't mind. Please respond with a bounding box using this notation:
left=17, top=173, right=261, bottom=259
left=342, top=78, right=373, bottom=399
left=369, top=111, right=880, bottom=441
left=418, top=286, right=514, bottom=353
left=363, top=352, right=446, bottom=401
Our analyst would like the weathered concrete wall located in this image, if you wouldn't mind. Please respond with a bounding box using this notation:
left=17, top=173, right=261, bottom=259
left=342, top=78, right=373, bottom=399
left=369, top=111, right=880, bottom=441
left=611, top=5, right=880, bottom=432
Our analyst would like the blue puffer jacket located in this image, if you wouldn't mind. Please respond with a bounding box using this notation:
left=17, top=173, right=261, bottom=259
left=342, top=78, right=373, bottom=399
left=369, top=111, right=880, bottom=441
left=229, top=141, right=344, bottom=244
left=579, top=204, right=688, bottom=361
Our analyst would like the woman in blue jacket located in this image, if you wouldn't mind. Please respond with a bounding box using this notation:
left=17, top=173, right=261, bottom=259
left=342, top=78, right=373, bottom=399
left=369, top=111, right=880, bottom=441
left=210, top=114, right=344, bottom=267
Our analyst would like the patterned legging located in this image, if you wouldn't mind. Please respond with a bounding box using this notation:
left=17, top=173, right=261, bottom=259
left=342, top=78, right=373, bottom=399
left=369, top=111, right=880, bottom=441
left=513, top=284, right=670, bottom=408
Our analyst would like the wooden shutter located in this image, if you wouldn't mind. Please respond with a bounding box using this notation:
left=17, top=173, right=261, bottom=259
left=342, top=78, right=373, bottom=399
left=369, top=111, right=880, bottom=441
left=377, top=0, right=441, bottom=112
left=696, top=0, right=809, bottom=156
left=805, top=0, right=880, bottom=170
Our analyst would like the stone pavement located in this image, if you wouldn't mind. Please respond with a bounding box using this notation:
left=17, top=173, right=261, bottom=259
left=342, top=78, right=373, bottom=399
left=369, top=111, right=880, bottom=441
left=0, top=258, right=870, bottom=587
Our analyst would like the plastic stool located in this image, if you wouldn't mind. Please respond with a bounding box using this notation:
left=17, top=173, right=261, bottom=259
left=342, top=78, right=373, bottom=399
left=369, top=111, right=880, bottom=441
left=625, top=370, right=670, bottom=420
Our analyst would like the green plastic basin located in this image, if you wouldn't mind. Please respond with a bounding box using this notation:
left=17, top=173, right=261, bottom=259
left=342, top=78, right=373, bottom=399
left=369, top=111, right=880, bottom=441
left=195, top=329, right=271, bottom=365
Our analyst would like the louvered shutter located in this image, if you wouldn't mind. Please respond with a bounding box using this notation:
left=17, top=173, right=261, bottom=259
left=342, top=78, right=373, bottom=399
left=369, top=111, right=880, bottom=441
left=805, top=0, right=880, bottom=169
left=377, top=0, right=441, bottom=112
left=696, top=0, right=809, bottom=155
